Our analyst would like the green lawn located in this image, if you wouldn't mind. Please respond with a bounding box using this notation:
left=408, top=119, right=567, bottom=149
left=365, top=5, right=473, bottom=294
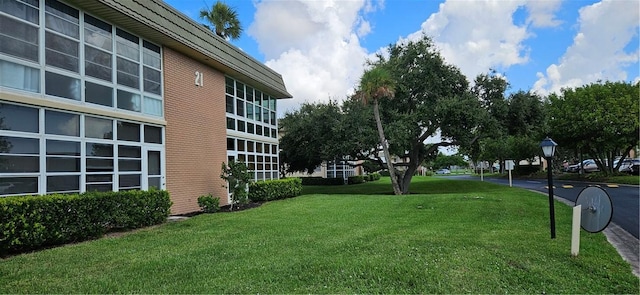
left=1, top=177, right=637, bottom=293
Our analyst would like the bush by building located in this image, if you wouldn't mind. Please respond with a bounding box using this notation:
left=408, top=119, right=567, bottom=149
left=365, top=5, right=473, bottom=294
left=249, top=178, right=302, bottom=201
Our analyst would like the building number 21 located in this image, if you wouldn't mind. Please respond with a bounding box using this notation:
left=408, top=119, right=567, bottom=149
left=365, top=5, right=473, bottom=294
left=195, top=71, right=204, bottom=87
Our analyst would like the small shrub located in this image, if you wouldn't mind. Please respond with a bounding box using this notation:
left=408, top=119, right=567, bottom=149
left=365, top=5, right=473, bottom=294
left=249, top=178, right=302, bottom=201
left=348, top=175, right=365, bottom=185
left=197, top=194, right=220, bottom=213
left=300, top=177, right=344, bottom=185
left=221, top=160, right=252, bottom=208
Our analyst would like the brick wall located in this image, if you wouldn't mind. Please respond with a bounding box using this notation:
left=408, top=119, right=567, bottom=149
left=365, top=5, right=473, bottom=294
left=163, top=47, right=228, bottom=215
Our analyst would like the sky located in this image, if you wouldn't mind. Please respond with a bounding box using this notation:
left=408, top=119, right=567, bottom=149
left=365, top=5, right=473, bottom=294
left=165, top=0, right=639, bottom=118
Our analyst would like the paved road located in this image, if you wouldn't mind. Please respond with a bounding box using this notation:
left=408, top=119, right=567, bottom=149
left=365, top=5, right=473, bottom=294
left=450, top=175, right=639, bottom=239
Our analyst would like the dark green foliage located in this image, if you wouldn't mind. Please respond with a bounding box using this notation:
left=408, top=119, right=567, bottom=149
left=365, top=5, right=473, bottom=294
left=221, top=160, right=252, bottom=207
left=347, top=175, right=365, bottom=185
left=248, top=178, right=302, bottom=201
left=0, top=190, right=171, bottom=255
left=300, top=177, right=345, bottom=186
left=197, top=194, right=220, bottom=213
left=513, top=165, right=541, bottom=176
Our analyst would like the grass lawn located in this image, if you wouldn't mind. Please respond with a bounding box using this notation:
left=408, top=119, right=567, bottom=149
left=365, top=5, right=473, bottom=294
left=1, top=177, right=637, bottom=293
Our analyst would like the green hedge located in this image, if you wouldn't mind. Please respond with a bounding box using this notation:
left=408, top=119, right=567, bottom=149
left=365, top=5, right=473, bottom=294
left=0, top=190, right=171, bottom=255
left=249, top=178, right=302, bottom=202
left=300, top=177, right=345, bottom=185
left=348, top=175, right=365, bottom=184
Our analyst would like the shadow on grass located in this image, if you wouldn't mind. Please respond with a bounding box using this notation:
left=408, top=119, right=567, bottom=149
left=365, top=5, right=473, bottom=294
left=301, top=176, right=510, bottom=195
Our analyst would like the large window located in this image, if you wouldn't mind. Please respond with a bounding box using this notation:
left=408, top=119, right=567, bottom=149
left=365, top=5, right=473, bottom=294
left=0, top=0, right=163, bottom=118
left=0, top=102, right=164, bottom=197
left=227, top=137, right=279, bottom=181
left=225, top=77, right=277, bottom=138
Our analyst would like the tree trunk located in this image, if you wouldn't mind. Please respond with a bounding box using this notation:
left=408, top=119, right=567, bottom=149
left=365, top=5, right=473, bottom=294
left=373, top=99, right=402, bottom=195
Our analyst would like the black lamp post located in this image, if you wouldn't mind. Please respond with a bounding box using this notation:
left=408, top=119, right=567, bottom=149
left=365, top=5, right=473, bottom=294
left=540, top=137, right=558, bottom=239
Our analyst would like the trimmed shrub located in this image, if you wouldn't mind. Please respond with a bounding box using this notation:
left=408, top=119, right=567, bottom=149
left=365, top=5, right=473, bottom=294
left=348, top=175, right=365, bottom=185
left=249, top=178, right=302, bottom=202
left=514, top=164, right=541, bottom=176
left=0, top=190, right=171, bottom=255
left=300, top=177, right=345, bottom=185
left=197, top=194, right=220, bottom=213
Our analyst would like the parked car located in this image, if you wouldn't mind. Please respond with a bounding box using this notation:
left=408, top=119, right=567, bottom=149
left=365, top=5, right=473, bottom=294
left=435, top=168, right=451, bottom=175
left=614, top=158, right=640, bottom=173
left=567, top=159, right=599, bottom=173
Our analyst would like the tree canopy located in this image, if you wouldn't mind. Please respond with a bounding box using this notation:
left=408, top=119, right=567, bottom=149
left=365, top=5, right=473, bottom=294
left=200, top=1, right=243, bottom=40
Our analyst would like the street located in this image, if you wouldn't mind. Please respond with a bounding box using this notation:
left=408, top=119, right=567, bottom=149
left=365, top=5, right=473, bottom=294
left=451, top=175, right=639, bottom=239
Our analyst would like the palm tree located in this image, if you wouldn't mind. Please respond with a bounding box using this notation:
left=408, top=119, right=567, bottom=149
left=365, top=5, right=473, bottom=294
left=356, top=66, right=402, bottom=195
left=200, top=1, right=243, bottom=41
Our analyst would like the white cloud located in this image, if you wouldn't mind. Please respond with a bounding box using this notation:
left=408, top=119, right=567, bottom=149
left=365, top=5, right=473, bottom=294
left=525, top=0, right=563, bottom=27
left=402, top=0, right=544, bottom=83
left=533, top=0, right=640, bottom=95
left=248, top=0, right=379, bottom=116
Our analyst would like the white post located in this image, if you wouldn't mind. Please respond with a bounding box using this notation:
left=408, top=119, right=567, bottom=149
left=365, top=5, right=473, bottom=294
left=571, top=205, right=582, bottom=257
left=480, top=162, right=484, bottom=181
left=508, top=169, right=513, bottom=187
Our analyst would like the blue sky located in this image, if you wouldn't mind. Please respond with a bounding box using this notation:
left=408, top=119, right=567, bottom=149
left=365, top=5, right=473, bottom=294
left=165, top=0, right=639, bottom=117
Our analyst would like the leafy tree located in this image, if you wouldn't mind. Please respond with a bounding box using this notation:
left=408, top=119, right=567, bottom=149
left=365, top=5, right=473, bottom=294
left=547, top=81, right=640, bottom=174
left=200, top=1, right=242, bottom=40
left=279, top=102, right=342, bottom=174
left=360, top=35, right=483, bottom=194
left=354, top=66, right=402, bottom=195
left=432, top=153, right=468, bottom=170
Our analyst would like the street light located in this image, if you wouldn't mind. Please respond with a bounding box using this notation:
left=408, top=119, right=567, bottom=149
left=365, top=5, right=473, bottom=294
left=540, top=136, right=558, bottom=239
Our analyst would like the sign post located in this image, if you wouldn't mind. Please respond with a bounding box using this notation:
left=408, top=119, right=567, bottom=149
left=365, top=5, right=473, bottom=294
left=505, top=160, right=515, bottom=187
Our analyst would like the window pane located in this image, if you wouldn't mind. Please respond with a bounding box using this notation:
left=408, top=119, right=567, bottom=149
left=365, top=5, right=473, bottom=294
left=119, top=159, right=141, bottom=171
left=47, top=175, right=79, bottom=193
left=85, top=116, right=113, bottom=139
left=85, top=81, right=113, bottom=107
left=255, top=105, right=261, bottom=121
left=271, top=128, right=277, bottom=138
left=143, top=67, right=161, bottom=94
left=84, top=14, right=111, bottom=51
left=225, top=77, right=234, bottom=95
left=0, top=103, right=38, bottom=133
left=119, top=174, right=140, bottom=188
left=116, top=57, right=139, bottom=88
left=263, top=108, right=269, bottom=124
left=142, top=41, right=161, bottom=68
left=237, top=139, right=245, bottom=152
left=247, top=141, right=254, bottom=152
left=149, top=177, right=161, bottom=189
left=236, top=99, right=244, bottom=116
left=45, top=31, right=79, bottom=72
left=86, top=158, right=113, bottom=172
left=0, top=0, right=39, bottom=24
left=47, top=157, right=80, bottom=172
left=225, top=95, right=234, bottom=113
left=85, top=46, right=112, bottom=81
left=116, top=89, right=141, bottom=112
left=0, top=14, right=39, bottom=61
left=247, top=123, right=254, bottom=134
left=0, top=60, right=39, bottom=92
left=255, top=125, right=262, bottom=136
left=87, top=174, right=112, bottom=182
left=45, top=71, right=80, bottom=100
left=227, top=138, right=234, bottom=151
left=45, top=110, right=79, bottom=136
left=86, top=183, right=112, bottom=192
left=116, top=28, right=139, bottom=61
left=45, top=0, right=79, bottom=38
left=148, top=151, right=160, bottom=175
left=144, top=125, right=162, bottom=144
left=117, top=121, right=140, bottom=142
left=118, top=145, right=141, bottom=158
left=0, top=136, right=38, bottom=154
left=246, top=86, right=254, bottom=102
left=0, top=177, right=38, bottom=195
left=0, top=155, right=38, bottom=172
left=246, top=103, right=254, bottom=120
left=237, top=120, right=245, bottom=132
left=270, top=112, right=276, bottom=125
left=86, top=143, right=113, bottom=157
left=46, top=140, right=79, bottom=156
left=236, top=82, right=244, bottom=99
left=143, top=97, right=162, bottom=116
left=226, top=117, right=235, bottom=130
